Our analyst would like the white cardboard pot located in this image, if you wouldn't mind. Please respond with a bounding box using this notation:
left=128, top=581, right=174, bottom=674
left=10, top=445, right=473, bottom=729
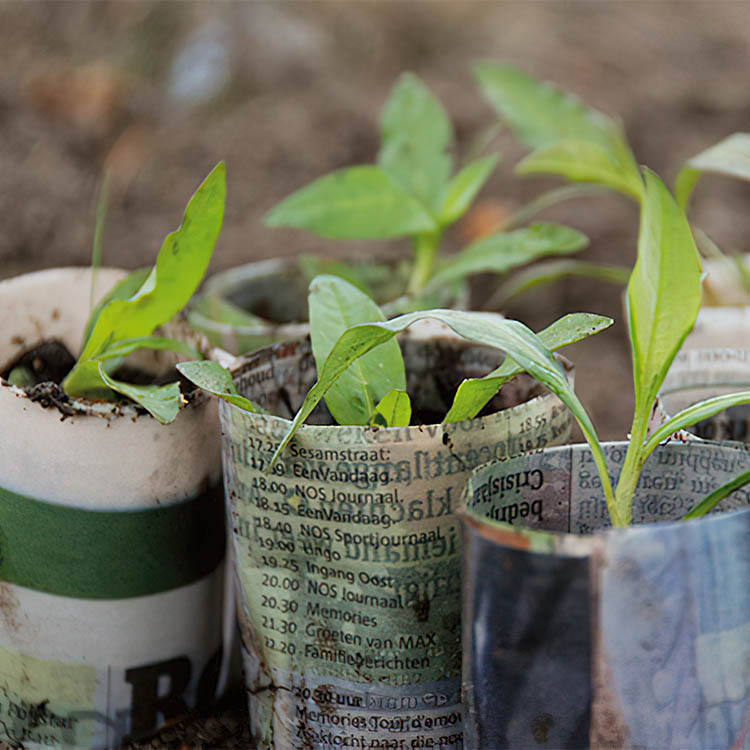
left=462, top=441, right=750, bottom=750
left=219, top=333, right=574, bottom=749
left=0, top=268, right=230, bottom=747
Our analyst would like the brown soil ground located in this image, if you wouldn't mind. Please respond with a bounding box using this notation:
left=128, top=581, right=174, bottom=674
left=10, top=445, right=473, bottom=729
left=0, top=2, right=748, bottom=747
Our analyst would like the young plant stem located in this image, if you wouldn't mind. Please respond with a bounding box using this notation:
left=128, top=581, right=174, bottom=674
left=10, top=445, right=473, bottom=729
left=612, top=411, right=649, bottom=526
left=408, top=230, right=442, bottom=295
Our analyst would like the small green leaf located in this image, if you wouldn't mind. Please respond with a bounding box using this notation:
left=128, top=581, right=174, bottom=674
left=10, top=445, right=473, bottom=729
left=674, top=133, right=750, bottom=209
left=378, top=72, right=453, bottom=210
left=517, top=140, right=644, bottom=199
left=426, top=222, right=588, bottom=290
left=98, top=365, right=182, bottom=424
left=7, top=366, right=35, bottom=388
left=643, top=391, right=750, bottom=457
left=269, top=310, right=614, bottom=522
left=309, top=275, right=405, bottom=425
left=438, top=154, right=498, bottom=225
left=372, top=389, right=411, bottom=427
left=265, top=166, right=437, bottom=240
left=682, top=470, right=750, bottom=520
left=627, top=170, right=702, bottom=420
left=444, top=313, right=613, bottom=422
left=175, top=360, right=264, bottom=414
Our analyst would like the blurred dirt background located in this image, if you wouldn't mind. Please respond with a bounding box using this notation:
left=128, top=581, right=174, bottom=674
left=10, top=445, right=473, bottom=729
left=0, top=2, right=748, bottom=747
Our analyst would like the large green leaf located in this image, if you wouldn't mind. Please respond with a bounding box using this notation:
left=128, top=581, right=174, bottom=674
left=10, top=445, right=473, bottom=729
left=378, top=72, right=453, bottom=210
left=444, top=313, right=613, bottom=422
left=269, top=310, right=615, bottom=520
left=438, top=154, right=498, bottom=225
left=426, top=222, right=588, bottom=289
left=474, top=62, right=642, bottom=199
left=265, top=166, right=437, bottom=239
left=68, top=162, right=226, bottom=385
left=98, top=366, right=182, bottom=424
left=517, top=140, right=644, bottom=200
left=176, top=360, right=264, bottom=414
left=627, top=169, right=702, bottom=419
left=674, top=132, right=750, bottom=209
left=309, top=275, right=405, bottom=425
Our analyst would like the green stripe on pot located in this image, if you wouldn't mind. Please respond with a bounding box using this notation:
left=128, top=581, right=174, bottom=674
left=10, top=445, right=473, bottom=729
left=0, top=485, right=225, bottom=600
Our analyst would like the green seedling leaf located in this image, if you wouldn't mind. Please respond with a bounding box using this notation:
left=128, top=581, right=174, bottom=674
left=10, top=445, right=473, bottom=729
left=265, top=166, right=437, bottom=239
left=372, top=389, right=412, bottom=427
left=188, top=295, right=266, bottom=328
left=176, top=360, right=264, bottom=413
left=486, top=259, right=631, bottom=309
left=517, top=140, right=644, bottom=200
left=98, top=365, right=182, bottom=424
left=270, top=309, right=615, bottom=521
left=474, top=61, right=622, bottom=151
left=682, top=470, right=750, bottom=520
left=378, top=72, right=453, bottom=210
left=627, top=170, right=702, bottom=422
left=444, top=313, right=613, bottom=422
left=474, top=62, right=642, bottom=199
left=438, top=154, right=498, bottom=225
left=7, top=366, right=35, bottom=388
left=81, top=267, right=151, bottom=351
left=426, top=222, right=588, bottom=290
left=309, top=275, right=406, bottom=425
left=675, top=132, right=750, bottom=209
left=643, top=391, right=750, bottom=457
left=64, top=162, right=226, bottom=400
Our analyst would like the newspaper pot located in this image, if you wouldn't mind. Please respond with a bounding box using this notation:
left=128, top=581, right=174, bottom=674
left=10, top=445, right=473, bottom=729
left=219, top=332, right=574, bottom=749
left=188, top=257, right=466, bottom=355
left=0, top=268, right=229, bottom=747
left=462, top=440, right=750, bottom=750
left=661, top=347, right=750, bottom=443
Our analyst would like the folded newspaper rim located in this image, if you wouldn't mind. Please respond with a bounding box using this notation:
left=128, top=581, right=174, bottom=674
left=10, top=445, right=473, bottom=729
left=462, top=440, right=750, bottom=750
left=219, top=334, right=574, bottom=748
left=0, top=268, right=231, bottom=748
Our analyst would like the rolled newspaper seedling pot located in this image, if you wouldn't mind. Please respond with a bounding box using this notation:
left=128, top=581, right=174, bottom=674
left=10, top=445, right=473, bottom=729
left=219, top=333, right=574, bottom=748
left=188, top=257, right=467, bottom=355
left=462, top=441, right=750, bottom=750
left=661, top=347, right=750, bottom=443
left=0, top=268, right=230, bottom=747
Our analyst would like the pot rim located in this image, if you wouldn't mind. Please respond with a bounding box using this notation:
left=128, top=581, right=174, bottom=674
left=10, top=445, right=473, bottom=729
left=0, top=265, right=212, bottom=420
left=462, top=439, right=750, bottom=551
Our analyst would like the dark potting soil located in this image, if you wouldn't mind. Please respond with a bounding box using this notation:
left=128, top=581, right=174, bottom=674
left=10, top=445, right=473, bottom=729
left=1, top=339, right=197, bottom=415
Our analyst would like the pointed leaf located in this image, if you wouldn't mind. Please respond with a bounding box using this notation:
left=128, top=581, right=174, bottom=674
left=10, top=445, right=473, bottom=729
left=643, top=391, right=750, bottom=457
left=176, top=360, right=264, bottom=413
left=426, top=222, right=588, bottom=290
left=517, top=140, right=644, bottom=199
left=627, top=169, right=702, bottom=417
left=373, top=389, right=411, bottom=427
left=378, top=72, right=453, bottom=209
left=309, top=275, right=405, bottom=425
left=675, top=133, right=750, bottom=208
left=98, top=336, right=201, bottom=362
left=98, top=365, right=182, bottom=424
left=438, top=154, right=499, bottom=225
left=444, top=313, right=613, bottom=422
left=265, top=166, right=437, bottom=239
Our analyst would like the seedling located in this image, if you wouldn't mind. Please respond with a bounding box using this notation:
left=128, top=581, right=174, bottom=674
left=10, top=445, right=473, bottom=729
left=475, top=62, right=750, bottom=303
left=185, top=169, right=750, bottom=528
left=264, top=72, right=593, bottom=309
left=58, top=162, right=226, bottom=423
